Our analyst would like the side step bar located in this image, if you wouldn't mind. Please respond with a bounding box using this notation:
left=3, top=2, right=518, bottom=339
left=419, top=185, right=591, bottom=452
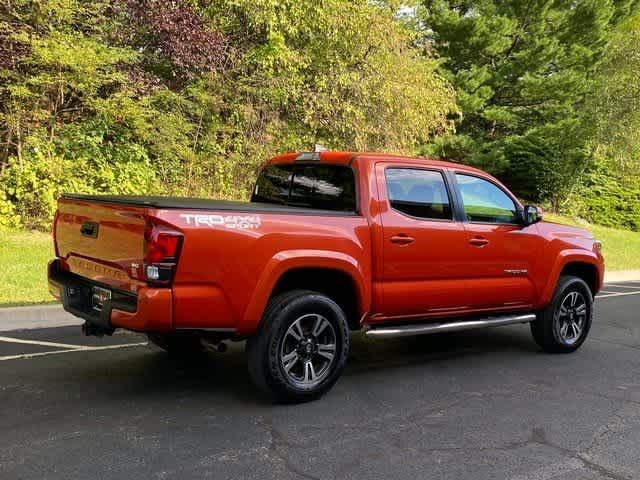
left=364, top=313, right=536, bottom=339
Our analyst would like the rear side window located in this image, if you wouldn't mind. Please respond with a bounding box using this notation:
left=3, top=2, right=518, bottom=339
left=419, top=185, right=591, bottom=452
left=455, top=174, right=519, bottom=224
left=252, top=164, right=356, bottom=212
left=385, top=168, right=452, bottom=220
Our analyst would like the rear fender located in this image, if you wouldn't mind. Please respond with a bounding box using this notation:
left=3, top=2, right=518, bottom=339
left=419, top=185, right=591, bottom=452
left=241, top=250, right=369, bottom=336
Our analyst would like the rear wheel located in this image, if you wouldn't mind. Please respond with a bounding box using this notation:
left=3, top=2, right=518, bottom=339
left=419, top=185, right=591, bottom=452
left=147, top=333, right=203, bottom=355
left=530, top=275, right=593, bottom=353
left=246, top=290, right=350, bottom=403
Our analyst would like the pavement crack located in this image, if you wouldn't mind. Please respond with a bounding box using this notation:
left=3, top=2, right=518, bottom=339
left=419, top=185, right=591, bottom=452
left=257, top=417, right=321, bottom=480
left=580, top=409, right=627, bottom=456
left=575, top=454, right=632, bottom=480
left=524, top=427, right=632, bottom=480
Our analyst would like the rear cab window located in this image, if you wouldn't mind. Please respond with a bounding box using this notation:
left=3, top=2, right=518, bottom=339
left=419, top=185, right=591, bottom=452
left=252, top=164, right=357, bottom=212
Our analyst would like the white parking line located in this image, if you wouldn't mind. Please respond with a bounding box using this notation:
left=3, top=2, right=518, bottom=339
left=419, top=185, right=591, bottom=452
left=597, top=291, right=640, bottom=299
left=602, top=284, right=640, bottom=290
left=0, top=336, right=86, bottom=350
left=0, top=342, right=148, bottom=361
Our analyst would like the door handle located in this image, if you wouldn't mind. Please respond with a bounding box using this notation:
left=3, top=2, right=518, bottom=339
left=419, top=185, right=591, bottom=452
left=469, top=237, right=489, bottom=247
left=390, top=234, right=415, bottom=246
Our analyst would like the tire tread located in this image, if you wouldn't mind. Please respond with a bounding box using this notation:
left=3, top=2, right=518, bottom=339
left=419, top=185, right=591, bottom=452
left=530, top=275, right=593, bottom=353
left=247, top=289, right=350, bottom=403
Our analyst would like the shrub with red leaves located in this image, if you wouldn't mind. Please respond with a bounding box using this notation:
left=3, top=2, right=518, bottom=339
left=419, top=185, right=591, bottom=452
left=121, top=0, right=227, bottom=85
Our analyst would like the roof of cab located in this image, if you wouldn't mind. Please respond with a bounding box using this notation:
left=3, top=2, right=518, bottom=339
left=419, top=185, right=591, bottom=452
left=266, top=151, right=486, bottom=175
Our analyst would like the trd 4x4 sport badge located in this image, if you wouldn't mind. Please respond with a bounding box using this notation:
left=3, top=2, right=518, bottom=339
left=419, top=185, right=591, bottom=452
left=179, top=214, right=261, bottom=230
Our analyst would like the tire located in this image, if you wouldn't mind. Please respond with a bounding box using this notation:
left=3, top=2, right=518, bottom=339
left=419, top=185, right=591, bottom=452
left=246, top=289, right=350, bottom=403
left=147, top=333, right=204, bottom=355
left=530, top=275, right=593, bottom=353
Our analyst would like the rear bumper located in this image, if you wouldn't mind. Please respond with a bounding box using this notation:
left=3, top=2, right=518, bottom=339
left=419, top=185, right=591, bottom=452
left=48, top=259, right=172, bottom=334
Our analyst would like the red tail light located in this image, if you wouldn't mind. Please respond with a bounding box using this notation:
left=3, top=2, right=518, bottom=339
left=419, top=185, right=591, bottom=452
left=143, top=223, right=183, bottom=285
left=52, top=209, right=60, bottom=257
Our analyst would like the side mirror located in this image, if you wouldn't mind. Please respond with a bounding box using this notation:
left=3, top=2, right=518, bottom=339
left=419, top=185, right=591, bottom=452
left=523, top=205, right=543, bottom=225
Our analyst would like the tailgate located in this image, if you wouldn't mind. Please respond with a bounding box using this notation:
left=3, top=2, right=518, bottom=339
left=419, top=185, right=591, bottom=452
left=55, top=198, right=149, bottom=292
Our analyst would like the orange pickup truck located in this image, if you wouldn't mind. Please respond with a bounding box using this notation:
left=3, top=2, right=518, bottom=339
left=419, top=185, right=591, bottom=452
left=48, top=151, right=604, bottom=402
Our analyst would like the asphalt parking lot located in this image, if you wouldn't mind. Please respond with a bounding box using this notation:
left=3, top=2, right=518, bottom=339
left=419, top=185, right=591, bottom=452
left=2, top=282, right=640, bottom=479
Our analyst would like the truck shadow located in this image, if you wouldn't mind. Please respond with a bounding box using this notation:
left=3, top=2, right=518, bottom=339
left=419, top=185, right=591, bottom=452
left=345, top=326, right=539, bottom=374
left=63, top=325, right=540, bottom=405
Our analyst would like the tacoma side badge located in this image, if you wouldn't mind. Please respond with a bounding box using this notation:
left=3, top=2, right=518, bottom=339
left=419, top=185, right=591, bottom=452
left=179, top=214, right=261, bottom=230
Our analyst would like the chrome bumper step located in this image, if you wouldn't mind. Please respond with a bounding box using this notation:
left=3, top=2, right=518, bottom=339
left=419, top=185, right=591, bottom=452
left=364, top=313, right=536, bottom=339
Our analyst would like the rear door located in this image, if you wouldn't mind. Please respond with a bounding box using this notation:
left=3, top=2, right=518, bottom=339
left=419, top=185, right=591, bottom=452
left=452, top=172, right=540, bottom=309
left=374, top=163, right=472, bottom=319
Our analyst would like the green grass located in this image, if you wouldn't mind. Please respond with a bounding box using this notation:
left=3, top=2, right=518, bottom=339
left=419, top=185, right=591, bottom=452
left=545, top=213, right=640, bottom=272
left=0, top=228, right=54, bottom=307
left=0, top=215, right=639, bottom=306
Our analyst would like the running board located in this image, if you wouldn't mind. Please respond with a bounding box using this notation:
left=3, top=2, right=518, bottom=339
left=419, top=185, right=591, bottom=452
left=364, top=313, right=536, bottom=339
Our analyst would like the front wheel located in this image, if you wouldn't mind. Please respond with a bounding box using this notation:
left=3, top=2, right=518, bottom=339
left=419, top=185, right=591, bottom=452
left=530, top=275, right=593, bottom=353
left=246, top=290, right=350, bottom=403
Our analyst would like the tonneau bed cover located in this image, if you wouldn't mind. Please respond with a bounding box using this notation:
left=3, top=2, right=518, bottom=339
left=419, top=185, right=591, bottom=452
left=61, top=194, right=358, bottom=215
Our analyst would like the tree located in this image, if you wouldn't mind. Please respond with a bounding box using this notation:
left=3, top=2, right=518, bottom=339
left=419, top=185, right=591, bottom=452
left=587, top=13, right=640, bottom=175
left=568, top=12, right=640, bottom=229
left=202, top=0, right=458, bottom=153
left=419, top=0, right=639, bottom=206
left=0, top=0, right=458, bottom=229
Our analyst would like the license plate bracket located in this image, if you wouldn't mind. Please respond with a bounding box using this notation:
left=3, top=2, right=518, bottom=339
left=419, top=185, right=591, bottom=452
left=91, top=286, right=112, bottom=311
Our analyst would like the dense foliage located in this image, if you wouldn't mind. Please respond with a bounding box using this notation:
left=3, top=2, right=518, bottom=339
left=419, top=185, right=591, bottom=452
left=0, top=0, right=457, bottom=229
left=419, top=0, right=639, bottom=211
left=0, top=0, right=639, bottom=230
left=570, top=13, right=640, bottom=230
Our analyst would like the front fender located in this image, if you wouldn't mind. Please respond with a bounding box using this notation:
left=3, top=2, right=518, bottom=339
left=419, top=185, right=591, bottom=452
left=240, top=249, right=370, bottom=336
left=537, top=249, right=604, bottom=307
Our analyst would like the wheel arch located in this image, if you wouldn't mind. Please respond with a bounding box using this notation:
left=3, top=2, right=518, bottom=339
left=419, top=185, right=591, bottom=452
left=560, top=262, right=599, bottom=297
left=269, top=267, right=362, bottom=330
left=539, top=251, right=604, bottom=306
left=241, top=250, right=370, bottom=335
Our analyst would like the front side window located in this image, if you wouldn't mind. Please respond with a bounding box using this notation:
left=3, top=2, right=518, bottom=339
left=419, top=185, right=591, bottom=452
left=455, top=174, right=519, bottom=224
left=385, top=168, right=452, bottom=220
left=252, top=164, right=356, bottom=212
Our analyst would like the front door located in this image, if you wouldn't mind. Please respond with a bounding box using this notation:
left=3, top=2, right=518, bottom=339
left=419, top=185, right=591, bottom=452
left=374, top=164, right=472, bottom=320
left=453, top=172, right=540, bottom=310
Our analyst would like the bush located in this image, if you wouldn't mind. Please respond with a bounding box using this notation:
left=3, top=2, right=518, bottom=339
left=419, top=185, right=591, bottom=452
left=0, top=189, right=21, bottom=229
left=568, top=162, right=640, bottom=231
left=1, top=142, right=157, bottom=230
left=503, top=121, right=587, bottom=210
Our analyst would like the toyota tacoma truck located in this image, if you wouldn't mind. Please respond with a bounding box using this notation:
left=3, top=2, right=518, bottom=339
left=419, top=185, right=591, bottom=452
left=48, top=151, right=604, bottom=402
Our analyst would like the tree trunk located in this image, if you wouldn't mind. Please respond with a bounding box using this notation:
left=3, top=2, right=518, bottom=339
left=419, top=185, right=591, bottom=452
left=1, top=130, right=12, bottom=172
left=16, top=120, right=23, bottom=167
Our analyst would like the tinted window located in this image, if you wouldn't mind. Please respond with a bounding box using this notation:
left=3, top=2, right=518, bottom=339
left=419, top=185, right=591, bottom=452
left=252, top=164, right=356, bottom=212
left=252, top=165, right=293, bottom=205
left=385, top=168, right=452, bottom=220
left=455, top=174, right=519, bottom=224
left=290, top=165, right=356, bottom=211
